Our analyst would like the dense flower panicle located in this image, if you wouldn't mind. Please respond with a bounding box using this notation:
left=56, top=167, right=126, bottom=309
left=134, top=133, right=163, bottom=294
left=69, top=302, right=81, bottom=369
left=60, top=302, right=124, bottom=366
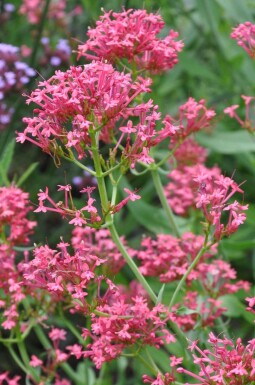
left=165, top=164, right=221, bottom=216
left=0, top=186, right=36, bottom=329
left=83, top=291, right=175, bottom=368
left=177, top=334, right=255, bottom=384
left=163, top=98, right=216, bottom=143
left=0, top=186, right=36, bottom=245
left=173, top=260, right=250, bottom=331
left=194, top=172, right=248, bottom=240
left=21, top=239, right=119, bottom=315
left=71, top=227, right=135, bottom=275
left=136, top=232, right=217, bottom=283
left=224, top=94, right=255, bottom=132
left=40, top=37, right=72, bottom=68
left=77, top=9, right=183, bottom=74
left=17, top=62, right=163, bottom=166
left=231, top=22, right=255, bottom=57
left=170, top=138, right=208, bottom=168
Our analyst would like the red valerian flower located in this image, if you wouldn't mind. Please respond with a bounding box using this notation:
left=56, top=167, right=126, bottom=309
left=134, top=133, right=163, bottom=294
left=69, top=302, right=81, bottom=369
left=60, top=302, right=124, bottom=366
left=231, top=22, right=255, bottom=58
left=177, top=334, right=255, bottom=385
left=77, top=9, right=183, bottom=74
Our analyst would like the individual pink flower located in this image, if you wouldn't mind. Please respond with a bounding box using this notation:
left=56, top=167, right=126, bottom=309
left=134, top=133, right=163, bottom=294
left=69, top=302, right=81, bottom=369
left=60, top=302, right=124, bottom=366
left=77, top=9, right=183, bottom=74
left=231, top=22, right=255, bottom=58
left=30, top=355, right=43, bottom=367
left=246, top=296, right=255, bottom=315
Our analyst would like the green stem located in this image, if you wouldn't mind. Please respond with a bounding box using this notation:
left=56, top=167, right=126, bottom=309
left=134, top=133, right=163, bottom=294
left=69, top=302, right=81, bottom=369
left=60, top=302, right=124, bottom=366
left=89, top=132, right=157, bottom=303
left=62, top=154, right=96, bottom=176
left=7, top=345, right=30, bottom=375
left=108, top=223, right=157, bottom=303
left=151, top=168, right=181, bottom=238
left=168, top=243, right=208, bottom=311
left=137, top=354, right=158, bottom=376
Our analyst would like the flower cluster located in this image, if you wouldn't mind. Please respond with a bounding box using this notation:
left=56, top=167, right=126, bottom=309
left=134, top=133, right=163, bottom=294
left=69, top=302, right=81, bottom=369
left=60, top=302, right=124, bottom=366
left=34, top=185, right=101, bottom=226
left=173, top=259, right=250, bottom=330
left=22, top=239, right=109, bottom=313
left=77, top=9, right=183, bottom=74
left=0, top=43, right=35, bottom=129
left=40, top=37, right=72, bottom=68
left=72, top=226, right=135, bottom=275
left=224, top=94, right=255, bottom=132
left=163, top=97, right=216, bottom=143
left=84, top=291, right=175, bottom=368
left=136, top=232, right=216, bottom=283
left=194, top=173, right=248, bottom=240
left=17, top=61, right=163, bottom=167
left=19, top=0, right=67, bottom=25
left=165, top=163, right=221, bottom=216
left=231, top=21, right=255, bottom=58
left=177, top=333, right=255, bottom=384
left=0, top=186, right=36, bottom=329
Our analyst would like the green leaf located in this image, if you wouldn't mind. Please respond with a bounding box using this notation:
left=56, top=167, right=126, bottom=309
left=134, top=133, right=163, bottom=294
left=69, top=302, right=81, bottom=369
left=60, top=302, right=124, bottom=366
left=119, top=177, right=188, bottom=234
left=156, top=284, right=165, bottom=305
left=197, top=130, right=255, bottom=153
left=219, top=294, right=245, bottom=318
left=0, top=139, right=15, bottom=185
left=16, top=162, right=39, bottom=187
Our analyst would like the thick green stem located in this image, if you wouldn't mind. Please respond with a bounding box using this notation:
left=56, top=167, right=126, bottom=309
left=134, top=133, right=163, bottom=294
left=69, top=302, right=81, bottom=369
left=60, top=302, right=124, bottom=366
left=168, top=243, right=208, bottom=311
left=7, top=345, right=30, bottom=375
left=151, top=168, right=181, bottom=238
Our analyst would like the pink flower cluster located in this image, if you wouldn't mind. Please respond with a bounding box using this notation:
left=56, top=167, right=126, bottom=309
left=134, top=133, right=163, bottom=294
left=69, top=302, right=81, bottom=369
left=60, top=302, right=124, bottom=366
left=84, top=292, right=175, bottom=368
left=173, top=259, right=250, bottom=330
left=195, top=173, right=248, bottom=240
left=224, top=94, right=255, bottom=132
left=17, top=62, right=164, bottom=167
left=34, top=185, right=101, bottom=226
left=19, top=0, right=67, bottom=25
left=77, top=9, right=183, bottom=74
left=22, top=240, right=108, bottom=313
left=0, top=186, right=36, bottom=329
left=165, top=163, right=221, bottom=215
left=0, top=185, right=36, bottom=245
left=72, top=226, right=135, bottom=275
left=137, top=232, right=216, bottom=283
left=177, top=333, right=255, bottom=384
left=163, top=97, right=216, bottom=143
left=231, top=21, right=255, bottom=58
